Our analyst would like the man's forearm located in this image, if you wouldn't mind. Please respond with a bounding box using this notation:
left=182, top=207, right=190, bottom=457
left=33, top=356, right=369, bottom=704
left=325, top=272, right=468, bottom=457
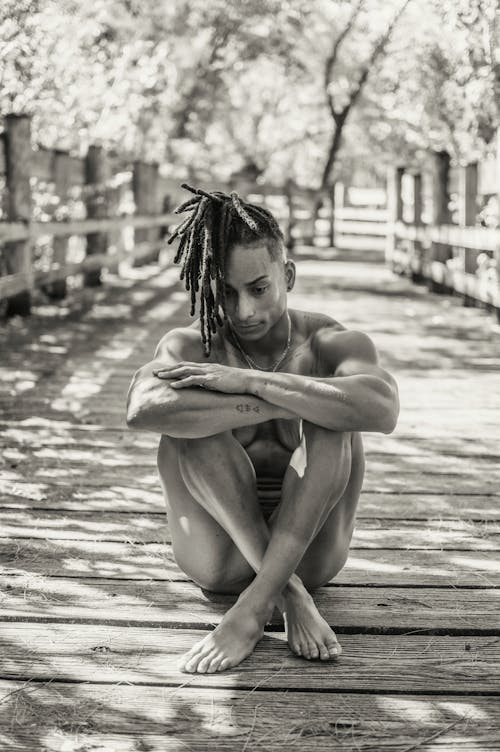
left=127, top=381, right=298, bottom=437
left=245, top=371, right=397, bottom=433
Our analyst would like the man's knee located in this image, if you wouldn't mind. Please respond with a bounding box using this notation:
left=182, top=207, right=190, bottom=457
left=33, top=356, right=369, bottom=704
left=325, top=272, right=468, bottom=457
left=302, top=421, right=353, bottom=451
left=300, top=553, right=348, bottom=589
left=158, top=430, right=233, bottom=475
left=299, top=543, right=350, bottom=589
left=298, top=422, right=353, bottom=487
left=178, top=430, right=230, bottom=459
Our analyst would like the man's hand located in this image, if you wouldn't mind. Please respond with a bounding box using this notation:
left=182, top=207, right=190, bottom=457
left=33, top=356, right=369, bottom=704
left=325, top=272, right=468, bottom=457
left=153, top=362, right=250, bottom=394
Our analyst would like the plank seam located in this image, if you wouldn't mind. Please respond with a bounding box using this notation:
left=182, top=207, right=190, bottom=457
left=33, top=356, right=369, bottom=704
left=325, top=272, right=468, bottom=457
left=0, top=616, right=498, bottom=636
left=0, top=675, right=498, bottom=696
left=2, top=573, right=499, bottom=589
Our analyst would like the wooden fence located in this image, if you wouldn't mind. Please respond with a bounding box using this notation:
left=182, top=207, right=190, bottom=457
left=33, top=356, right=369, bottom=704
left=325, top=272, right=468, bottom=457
left=0, top=111, right=391, bottom=320
left=0, top=114, right=176, bottom=316
left=386, top=141, right=500, bottom=317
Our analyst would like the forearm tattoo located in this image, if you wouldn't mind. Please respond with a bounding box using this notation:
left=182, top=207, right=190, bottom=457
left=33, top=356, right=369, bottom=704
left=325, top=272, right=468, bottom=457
left=236, top=403, right=260, bottom=413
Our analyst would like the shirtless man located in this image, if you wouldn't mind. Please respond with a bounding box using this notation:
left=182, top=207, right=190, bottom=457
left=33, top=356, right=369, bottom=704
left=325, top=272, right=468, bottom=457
left=126, top=185, right=399, bottom=674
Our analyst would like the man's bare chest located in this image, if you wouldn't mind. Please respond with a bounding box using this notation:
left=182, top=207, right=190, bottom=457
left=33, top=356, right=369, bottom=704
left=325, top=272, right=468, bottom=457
left=223, top=333, right=321, bottom=455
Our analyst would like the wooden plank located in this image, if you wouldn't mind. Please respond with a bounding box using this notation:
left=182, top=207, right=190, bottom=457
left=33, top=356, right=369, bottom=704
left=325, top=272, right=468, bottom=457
left=1, top=486, right=499, bottom=522
left=396, top=409, right=500, bottom=438
left=4, top=441, right=500, bottom=475
left=0, top=682, right=498, bottom=752
left=2, top=577, right=499, bottom=632
left=357, top=493, right=500, bottom=520
left=0, top=434, right=500, bottom=493
left=1, top=509, right=499, bottom=550
left=363, top=434, right=500, bottom=458
left=0, top=426, right=500, bottom=462
left=1, top=539, right=499, bottom=586
left=0, top=464, right=499, bottom=496
left=0, top=623, right=499, bottom=693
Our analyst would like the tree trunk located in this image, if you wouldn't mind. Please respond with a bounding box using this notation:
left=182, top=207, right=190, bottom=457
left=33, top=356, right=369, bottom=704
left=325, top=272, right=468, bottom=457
left=311, top=113, right=346, bottom=236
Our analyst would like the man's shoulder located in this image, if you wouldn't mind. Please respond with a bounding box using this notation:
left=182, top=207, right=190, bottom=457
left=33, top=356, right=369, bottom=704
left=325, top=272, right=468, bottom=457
left=154, top=322, right=205, bottom=363
left=309, top=315, right=377, bottom=370
left=292, top=309, right=345, bottom=340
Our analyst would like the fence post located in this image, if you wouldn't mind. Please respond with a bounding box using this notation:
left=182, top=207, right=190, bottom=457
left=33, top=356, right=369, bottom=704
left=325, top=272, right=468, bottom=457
left=386, top=165, right=404, bottom=271
left=84, top=144, right=108, bottom=286
left=4, top=114, right=32, bottom=316
left=429, top=149, right=452, bottom=293
left=496, top=128, right=500, bottom=321
left=149, top=162, right=161, bottom=262
left=132, top=160, right=152, bottom=266
left=46, top=149, right=70, bottom=299
left=329, top=182, right=344, bottom=248
left=160, top=193, right=171, bottom=241
left=410, top=172, right=423, bottom=281
left=285, top=180, right=295, bottom=253
left=458, top=161, right=478, bottom=305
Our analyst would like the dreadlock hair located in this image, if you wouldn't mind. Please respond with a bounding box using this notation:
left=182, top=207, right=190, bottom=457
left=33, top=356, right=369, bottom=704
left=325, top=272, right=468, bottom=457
left=168, top=183, right=286, bottom=358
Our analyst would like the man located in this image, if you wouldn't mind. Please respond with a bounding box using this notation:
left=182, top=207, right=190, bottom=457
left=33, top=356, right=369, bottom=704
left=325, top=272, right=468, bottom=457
left=126, top=184, right=399, bottom=674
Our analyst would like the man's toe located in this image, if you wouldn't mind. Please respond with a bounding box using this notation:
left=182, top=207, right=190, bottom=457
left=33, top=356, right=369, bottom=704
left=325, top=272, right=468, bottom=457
left=318, top=644, right=330, bottom=660
left=184, top=649, right=206, bottom=673
left=207, top=653, right=224, bottom=673
left=309, top=642, right=320, bottom=659
left=326, top=639, right=340, bottom=657
left=196, top=651, right=218, bottom=673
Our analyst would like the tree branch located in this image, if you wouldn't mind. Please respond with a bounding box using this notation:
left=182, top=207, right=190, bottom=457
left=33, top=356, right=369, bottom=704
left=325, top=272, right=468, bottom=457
left=319, top=0, right=412, bottom=194
left=324, top=0, right=366, bottom=119
left=342, top=0, right=412, bottom=117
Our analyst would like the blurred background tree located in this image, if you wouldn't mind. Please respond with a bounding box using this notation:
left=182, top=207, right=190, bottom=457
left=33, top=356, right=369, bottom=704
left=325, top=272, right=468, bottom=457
left=0, top=0, right=498, bottom=189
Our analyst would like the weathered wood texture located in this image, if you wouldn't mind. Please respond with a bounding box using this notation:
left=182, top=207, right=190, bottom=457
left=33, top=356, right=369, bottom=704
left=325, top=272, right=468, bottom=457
left=1, top=622, right=499, bottom=693
left=2, top=577, right=500, bottom=631
left=2, top=682, right=499, bottom=752
left=0, top=254, right=499, bottom=751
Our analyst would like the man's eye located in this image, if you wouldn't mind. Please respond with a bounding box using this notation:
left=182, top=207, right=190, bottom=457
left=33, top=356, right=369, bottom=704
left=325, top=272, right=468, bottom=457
left=254, top=286, right=268, bottom=295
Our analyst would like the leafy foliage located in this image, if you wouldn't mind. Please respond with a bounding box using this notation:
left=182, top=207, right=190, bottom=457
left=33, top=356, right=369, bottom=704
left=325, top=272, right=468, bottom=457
left=0, top=0, right=498, bottom=187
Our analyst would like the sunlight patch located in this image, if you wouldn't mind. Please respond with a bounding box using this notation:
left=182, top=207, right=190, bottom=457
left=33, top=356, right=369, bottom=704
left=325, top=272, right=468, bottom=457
left=377, top=697, right=439, bottom=723
left=449, top=555, right=500, bottom=573
left=438, top=701, right=489, bottom=721
left=346, top=557, right=407, bottom=573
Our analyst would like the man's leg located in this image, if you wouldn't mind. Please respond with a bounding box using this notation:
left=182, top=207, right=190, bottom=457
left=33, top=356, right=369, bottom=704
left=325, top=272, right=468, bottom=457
left=157, top=421, right=364, bottom=672
left=230, top=422, right=360, bottom=626
left=266, top=430, right=364, bottom=659
left=158, top=432, right=255, bottom=594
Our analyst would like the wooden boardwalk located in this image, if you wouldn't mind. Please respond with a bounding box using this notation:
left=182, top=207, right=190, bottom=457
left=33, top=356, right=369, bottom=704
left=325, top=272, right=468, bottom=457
left=1, top=252, right=499, bottom=751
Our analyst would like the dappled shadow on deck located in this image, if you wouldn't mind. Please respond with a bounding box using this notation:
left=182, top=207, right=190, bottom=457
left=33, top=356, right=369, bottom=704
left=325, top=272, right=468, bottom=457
left=1, top=254, right=500, bottom=750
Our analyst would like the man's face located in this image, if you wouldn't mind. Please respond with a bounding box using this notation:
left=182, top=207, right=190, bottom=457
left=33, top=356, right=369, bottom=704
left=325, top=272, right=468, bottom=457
left=223, top=242, right=295, bottom=340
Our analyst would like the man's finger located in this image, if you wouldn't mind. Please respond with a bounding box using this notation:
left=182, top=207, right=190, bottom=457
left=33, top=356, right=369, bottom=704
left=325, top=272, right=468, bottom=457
left=154, top=367, right=203, bottom=378
left=171, top=376, right=202, bottom=388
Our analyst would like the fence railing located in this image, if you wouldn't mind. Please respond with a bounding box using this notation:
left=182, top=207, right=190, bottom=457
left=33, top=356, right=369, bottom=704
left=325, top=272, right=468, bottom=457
left=386, top=146, right=500, bottom=316
left=0, top=112, right=390, bottom=320
left=0, top=113, right=179, bottom=316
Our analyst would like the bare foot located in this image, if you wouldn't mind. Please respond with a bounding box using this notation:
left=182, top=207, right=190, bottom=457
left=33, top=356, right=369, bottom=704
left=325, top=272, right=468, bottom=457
left=280, top=583, right=341, bottom=660
left=179, top=594, right=273, bottom=674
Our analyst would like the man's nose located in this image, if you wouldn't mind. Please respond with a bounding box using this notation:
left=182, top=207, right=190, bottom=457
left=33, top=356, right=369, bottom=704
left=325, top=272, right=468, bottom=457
left=237, top=294, right=255, bottom=320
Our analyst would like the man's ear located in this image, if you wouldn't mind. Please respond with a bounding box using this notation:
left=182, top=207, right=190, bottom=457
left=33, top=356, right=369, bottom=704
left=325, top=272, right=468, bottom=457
left=285, top=260, right=296, bottom=291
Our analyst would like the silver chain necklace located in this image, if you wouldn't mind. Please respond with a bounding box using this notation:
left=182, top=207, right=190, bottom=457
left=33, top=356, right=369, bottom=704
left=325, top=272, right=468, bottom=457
left=229, top=313, right=292, bottom=372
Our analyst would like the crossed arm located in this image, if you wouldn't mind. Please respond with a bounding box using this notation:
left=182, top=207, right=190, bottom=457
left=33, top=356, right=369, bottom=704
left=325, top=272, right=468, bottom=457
left=126, top=326, right=399, bottom=438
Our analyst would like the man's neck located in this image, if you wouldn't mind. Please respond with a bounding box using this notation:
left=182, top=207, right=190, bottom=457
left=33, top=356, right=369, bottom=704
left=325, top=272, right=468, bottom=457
left=224, top=311, right=292, bottom=368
